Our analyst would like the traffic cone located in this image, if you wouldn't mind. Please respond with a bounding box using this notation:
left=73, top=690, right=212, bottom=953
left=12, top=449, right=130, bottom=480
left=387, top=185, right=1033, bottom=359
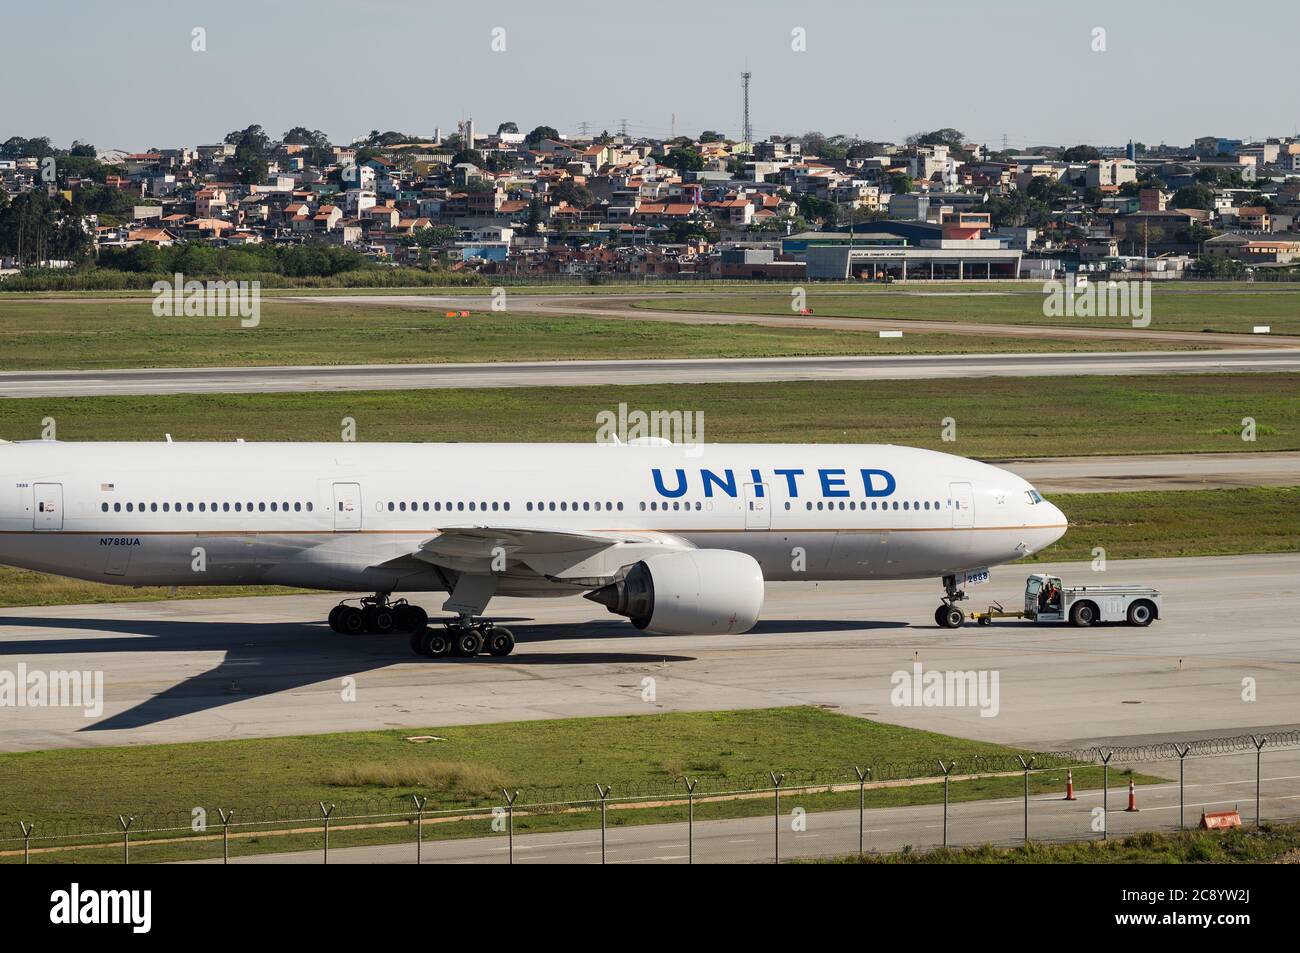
left=1125, top=778, right=1139, bottom=812
left=1064, top=769, right=1077, bottom=801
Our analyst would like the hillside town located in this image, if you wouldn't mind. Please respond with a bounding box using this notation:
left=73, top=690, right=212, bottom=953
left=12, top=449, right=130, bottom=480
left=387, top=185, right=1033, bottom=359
left=3, top=121, right=1300, bottom=283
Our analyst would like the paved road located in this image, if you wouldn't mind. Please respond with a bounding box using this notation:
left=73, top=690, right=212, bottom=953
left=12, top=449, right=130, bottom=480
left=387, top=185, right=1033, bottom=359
left=195, top=748, right=1300, bottom=864
left=1000, top=451, right=1300, bottom=492
left=2, top=553, right=1296, bottom=753
left=3, top=349, right=1299, bottom=397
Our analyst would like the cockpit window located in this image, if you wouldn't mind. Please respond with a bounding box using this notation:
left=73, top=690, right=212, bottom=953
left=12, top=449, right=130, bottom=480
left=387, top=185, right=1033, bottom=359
left=1025, top=489, right=1043, bottom=504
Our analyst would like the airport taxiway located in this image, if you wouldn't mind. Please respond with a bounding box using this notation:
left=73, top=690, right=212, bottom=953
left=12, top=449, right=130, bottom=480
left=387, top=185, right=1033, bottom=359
left=293, top=292, right=1300, bottom=350
left=3, top=348, right=1299, bottom=397
left=1, top=552, right=1295, bottom=754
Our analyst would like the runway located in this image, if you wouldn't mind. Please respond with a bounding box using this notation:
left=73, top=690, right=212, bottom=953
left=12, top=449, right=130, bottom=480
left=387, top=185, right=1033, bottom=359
left=1000, top=451, right=1300, bottom=492
left=1, top=552, right=1296, bottom=754
left=3, top=349, right=1299, bottom=397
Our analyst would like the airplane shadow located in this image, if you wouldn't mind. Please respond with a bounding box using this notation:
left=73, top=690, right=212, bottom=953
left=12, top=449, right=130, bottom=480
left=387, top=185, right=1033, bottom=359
left=0, top=611, right=909, bottom=732
left=0, top=614, right=696, bottom=732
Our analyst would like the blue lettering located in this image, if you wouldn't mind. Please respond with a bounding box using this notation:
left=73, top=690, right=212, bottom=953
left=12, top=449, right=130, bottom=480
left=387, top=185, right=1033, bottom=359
left=749, top=469, right=765, bottom=497
left=861, top=468, right=896, bottom=497
left=652, top=468, right=688, bottom=498
left=819, top=468, right=849, bottom=497
left=773, top=468, right=804, bottom=497
left=701, top=468, right=738, bottom=498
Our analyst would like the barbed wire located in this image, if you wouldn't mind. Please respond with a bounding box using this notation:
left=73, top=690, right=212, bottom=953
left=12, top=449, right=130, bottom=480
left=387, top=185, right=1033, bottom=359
left=4, top=730, right=1295, bottom=845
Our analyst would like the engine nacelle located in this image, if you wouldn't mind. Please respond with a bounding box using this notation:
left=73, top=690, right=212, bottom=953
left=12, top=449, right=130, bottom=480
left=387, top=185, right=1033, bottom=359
left=584, top=549, right=764, bottom=635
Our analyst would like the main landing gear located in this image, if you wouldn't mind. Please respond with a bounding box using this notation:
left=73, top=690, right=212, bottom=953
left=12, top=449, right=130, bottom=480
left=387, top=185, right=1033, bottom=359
left=328, top=594, right=428, bottom=636
left=411, top=615, right=516, bottom=660
left=934, top=574, right=969, bottom=629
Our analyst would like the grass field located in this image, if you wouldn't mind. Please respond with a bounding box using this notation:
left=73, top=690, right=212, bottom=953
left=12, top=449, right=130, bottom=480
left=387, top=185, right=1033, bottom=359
left=635, top=287, right=1300, bottom=336
left=821, top=823, right=1300, bottom=864
left=0, top=486, right=1293, bottom=608
left=0, top=298, right=1193, bottom=371
left=1, top=374, right=1292, bottom=453
left=1031, top=486, right=1300, bottom=562
left=0, top=707, right=1155, bottom=863
left=0, top=376, right=1294, bottom=607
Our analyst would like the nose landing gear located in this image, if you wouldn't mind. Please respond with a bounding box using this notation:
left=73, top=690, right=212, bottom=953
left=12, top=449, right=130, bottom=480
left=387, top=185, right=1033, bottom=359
left=412, top=614, right=516, bottom=659
left=934, top=574, right=969, bottom=629
left=328, top=594, right=429, bottom=636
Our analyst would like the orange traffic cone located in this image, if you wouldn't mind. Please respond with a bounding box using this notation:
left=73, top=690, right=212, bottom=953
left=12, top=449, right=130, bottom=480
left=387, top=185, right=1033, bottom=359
left=1125, top=778, right=1139, bottom=812
left=1064, top=769, right=1077, bottom=801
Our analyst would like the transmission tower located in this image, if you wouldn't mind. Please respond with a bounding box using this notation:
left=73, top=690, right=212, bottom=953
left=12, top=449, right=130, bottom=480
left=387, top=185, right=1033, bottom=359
left=619, top=118, right=629, bottom=138
left=577, top=121, right=590, bottom=136
left=740, top=71, right=753, bottom=152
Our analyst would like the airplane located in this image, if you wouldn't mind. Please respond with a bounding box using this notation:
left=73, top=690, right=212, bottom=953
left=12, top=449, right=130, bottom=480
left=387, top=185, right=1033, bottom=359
left=0, top=439, right=1067, bottom=659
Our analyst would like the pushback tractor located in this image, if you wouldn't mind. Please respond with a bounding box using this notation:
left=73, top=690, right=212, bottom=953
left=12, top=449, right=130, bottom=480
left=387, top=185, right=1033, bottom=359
left=962, top=573, right=1162, bottom=628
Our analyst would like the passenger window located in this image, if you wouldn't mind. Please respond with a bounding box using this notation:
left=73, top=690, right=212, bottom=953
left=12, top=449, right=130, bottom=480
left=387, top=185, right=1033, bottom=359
left=102, top=502, right=109, bottom=512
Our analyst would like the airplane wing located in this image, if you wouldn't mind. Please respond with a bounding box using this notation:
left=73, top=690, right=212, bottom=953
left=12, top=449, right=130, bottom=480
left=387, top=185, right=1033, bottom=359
left=413, top=525, right=695, bottom=584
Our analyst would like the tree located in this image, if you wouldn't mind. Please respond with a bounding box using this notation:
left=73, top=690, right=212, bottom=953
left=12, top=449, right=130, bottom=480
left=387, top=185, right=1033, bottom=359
left=1171, top=183, right=1215, bottom=211
left=1026, top=175, right=1073, bottom=205
left=496, top=121, right=519, bottom=135
left=660, top=147, right=704, bottom=172
left=1192, top=255, right=1246, bottom=279
left=226, top=125, right=270, bottom=184
left=0, top=136, right=56, bottom=159
left=524, top=198, right=543, bottom=236
left=1060, top=144, right=1101, bottom=162
left=524, top=125, right=559, bottom=147
left=224, top=124, right=270, bottom=153
left=888, top=172, right=914, bottom=195
left=550, top=180, right=596, bottom=208
left=984, top=190, right=1051, bottom=228
left=698, top=130, right=723, bottom=143
left=451, top=148, right=485, bottom=167
left=907, top=128, right=965, bottom=149
left=663, top=220, right=710, bottom=243
left=282, top=127, right=332, bottom=166
left=796, top=193, right=836, bottom=222
left=0, top=190, right=93, bottom=265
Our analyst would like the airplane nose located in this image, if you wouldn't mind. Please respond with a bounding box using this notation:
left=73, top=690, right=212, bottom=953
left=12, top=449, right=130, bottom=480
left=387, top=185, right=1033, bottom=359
left=1046, top=499, right=1068, bottom=544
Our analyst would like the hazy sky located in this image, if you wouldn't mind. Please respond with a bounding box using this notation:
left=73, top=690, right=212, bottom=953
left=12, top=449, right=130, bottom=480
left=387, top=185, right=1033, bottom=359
left=5, top=0, right=1298, bottom=153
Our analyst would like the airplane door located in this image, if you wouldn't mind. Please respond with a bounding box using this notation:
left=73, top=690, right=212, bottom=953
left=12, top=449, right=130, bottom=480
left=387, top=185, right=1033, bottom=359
left=333, top=482, right=362, bottom=531
left=33, top=483, right=63, bottom=531
left=949, top=482, right=974, bottom=529
left=743, top=483, right=771, bottom=530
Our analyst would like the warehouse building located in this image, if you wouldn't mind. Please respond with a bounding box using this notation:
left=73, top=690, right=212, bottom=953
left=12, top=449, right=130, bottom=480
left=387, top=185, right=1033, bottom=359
left=787, top=216, right=1023, bottom=280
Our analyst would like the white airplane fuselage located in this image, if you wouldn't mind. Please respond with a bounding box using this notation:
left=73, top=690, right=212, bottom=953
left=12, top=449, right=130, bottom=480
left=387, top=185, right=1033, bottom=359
left=0, top=441, right=1066, bottom=604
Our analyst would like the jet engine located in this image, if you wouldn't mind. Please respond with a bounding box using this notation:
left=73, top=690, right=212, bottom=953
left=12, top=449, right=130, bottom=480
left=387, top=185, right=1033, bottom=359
left=584, top=549, right=764, bottom=635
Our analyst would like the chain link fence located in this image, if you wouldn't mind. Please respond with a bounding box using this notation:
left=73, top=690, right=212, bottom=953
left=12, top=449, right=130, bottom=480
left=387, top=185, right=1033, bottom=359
left=4, top=731, right=1298, bottom=865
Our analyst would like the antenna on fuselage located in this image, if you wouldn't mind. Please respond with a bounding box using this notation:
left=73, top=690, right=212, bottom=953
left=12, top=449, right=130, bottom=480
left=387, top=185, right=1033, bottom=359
left=165, top=434, right=173, bottom=443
